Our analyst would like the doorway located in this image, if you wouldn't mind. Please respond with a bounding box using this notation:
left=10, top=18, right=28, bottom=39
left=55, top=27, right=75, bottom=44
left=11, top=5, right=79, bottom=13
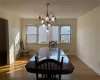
left=0, top=18, right=9, bottom=66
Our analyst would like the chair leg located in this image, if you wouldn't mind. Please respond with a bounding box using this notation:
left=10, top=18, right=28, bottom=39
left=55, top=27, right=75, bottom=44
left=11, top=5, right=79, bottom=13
left=59, top=74, right=61, bottom=80
left=28, top=51, right=30, bottom=58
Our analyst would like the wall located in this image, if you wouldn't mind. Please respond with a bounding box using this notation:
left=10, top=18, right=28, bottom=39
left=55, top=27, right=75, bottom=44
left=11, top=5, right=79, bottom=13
left=77, top=5, right=100, bottom=75
left=0, top=7, right=21, bottom=64
left=21, top=18, right=77, bottom=55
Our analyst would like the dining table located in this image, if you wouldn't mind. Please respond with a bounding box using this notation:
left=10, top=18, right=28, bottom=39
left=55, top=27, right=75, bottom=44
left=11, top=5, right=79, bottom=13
left=25, top=47, right=74, bottom=74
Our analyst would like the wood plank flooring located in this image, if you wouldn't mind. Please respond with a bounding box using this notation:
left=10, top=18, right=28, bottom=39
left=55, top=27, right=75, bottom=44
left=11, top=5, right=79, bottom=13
left=0, top=56, right=100, bottom=80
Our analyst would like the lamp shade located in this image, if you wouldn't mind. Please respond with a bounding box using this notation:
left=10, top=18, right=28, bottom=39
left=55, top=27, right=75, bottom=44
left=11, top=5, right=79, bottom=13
left=45, top=16, right=49, bottom=21
left=51, top=16, right=56, bottom=21
left=48, top=23, right=51, bottom=27
left=42, top=23, right=46, bottom=27
left=41, top=19, right=44, bottom=23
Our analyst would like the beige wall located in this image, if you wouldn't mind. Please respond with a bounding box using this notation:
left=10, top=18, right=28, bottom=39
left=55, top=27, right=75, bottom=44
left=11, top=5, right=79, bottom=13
left=77, top=6, right=100, bottom=75
left=0, top=7, right=21, bottom=64
left=21, top=18, right=77, bottom=55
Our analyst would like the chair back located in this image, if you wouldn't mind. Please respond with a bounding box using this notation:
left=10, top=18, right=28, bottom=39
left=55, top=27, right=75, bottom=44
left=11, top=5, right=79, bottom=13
left=35, top=57, right=63, bottom=80
left=20, top=40, right=24, bottom=50
left=49, top=41, right=57, bottom=49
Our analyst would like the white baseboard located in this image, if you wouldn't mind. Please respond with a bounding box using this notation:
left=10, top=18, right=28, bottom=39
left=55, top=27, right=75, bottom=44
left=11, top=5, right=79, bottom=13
left=77, top=55, right=100, bottom=76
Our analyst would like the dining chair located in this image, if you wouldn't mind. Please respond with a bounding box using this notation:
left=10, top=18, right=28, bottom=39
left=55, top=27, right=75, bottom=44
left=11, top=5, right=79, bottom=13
left=19, top=41, right=30, bottom=58
left=35, top=57, right=63, bottom=80
left=49, top=41, right=57, bottom=49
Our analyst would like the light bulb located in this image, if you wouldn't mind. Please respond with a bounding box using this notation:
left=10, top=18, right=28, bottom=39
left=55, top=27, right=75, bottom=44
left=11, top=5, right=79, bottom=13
left=45, top=16, right=49, bottom=21
left=51, top=16, right=56, bottom=21
left=41, top=19, right=44, bottom=24
left=48, top=23, right=51, bottom=27
left=42, top=24, right=45, bottom=27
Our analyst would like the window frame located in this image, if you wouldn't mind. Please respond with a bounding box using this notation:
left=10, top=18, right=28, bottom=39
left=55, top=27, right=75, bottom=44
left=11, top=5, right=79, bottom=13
left=26, top=25, right=38, bottom=44
left=60, top=25, right=71, bottom=44
left=25, top=25, right=71, bottom=44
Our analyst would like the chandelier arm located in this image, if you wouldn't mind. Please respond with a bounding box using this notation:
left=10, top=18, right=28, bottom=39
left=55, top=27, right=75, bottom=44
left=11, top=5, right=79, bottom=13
left=39, top=12, right=46, bottom=17
left=42, top=13, right=47, bottom=19
left=49, top=12, right=55, bottom=16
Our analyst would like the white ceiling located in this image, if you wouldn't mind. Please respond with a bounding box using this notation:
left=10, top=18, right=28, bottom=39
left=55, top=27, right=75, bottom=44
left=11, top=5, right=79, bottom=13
left=0, top=0, right=100, bottom=18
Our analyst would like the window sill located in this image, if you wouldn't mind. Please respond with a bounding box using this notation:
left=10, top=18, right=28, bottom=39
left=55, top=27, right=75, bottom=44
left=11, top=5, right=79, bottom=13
left=27, top=42, right=70, bottom=45
left=60, top=43, right=70, bottom=45
left=38, top=42, right=48, bottom=44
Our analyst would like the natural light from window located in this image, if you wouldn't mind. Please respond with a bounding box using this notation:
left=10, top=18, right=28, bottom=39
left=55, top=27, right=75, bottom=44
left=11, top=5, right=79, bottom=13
left=26, top=25, right=71, bottom=44
left=51, top=26, right=59, bottom=43
left=61, top=26, right=71, bottom=43
left=38, top=26, right=47, bottom=44
left=26, top=26, right=37, bottom=43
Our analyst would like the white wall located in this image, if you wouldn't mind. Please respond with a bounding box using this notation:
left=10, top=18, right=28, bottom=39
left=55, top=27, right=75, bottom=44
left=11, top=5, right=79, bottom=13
left=77, top=5, right=100, bottom=75
left=0, top=7, right=21, bottom=64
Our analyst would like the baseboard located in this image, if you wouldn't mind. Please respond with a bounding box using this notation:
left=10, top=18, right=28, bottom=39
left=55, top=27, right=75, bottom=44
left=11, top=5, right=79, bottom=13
left=67, top=53, right=76, bottom=55
left=64, top=51, right=76, bottom=55
left=77, top=55, right=100, bottom=76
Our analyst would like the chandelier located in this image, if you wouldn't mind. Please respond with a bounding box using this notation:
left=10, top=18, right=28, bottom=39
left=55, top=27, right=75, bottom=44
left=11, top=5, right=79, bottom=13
left=39, top=3, right=56, bottom=32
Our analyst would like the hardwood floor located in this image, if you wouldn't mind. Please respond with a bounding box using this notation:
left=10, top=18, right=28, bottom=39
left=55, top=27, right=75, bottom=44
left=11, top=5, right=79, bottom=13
left=68, top=56, right=100, bottom=80
left=0, top=56, right=100, bottom=80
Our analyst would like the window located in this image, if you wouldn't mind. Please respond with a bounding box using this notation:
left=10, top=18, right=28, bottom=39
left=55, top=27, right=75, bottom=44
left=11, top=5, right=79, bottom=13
left=38, top=26, right=47, bottom=44
left=61, top=26, right=71, bottom=43
left=51, top=26, right=59, bottom=43
left=26, top=26, right=37, bottom=43
left=26, top=25, right=71, bottom=44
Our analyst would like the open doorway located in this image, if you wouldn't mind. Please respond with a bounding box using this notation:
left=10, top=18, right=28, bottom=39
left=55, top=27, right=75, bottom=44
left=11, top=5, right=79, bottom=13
left=0, top=18, right=9, bottom=66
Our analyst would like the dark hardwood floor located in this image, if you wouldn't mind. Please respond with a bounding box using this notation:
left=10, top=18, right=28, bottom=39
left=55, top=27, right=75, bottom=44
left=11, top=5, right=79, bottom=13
left=0, top=56, right=100, bottom=80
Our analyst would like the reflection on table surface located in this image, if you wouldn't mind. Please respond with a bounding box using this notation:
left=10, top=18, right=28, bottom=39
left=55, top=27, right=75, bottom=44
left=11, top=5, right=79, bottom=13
left=30, top=47, right=69, bottom=63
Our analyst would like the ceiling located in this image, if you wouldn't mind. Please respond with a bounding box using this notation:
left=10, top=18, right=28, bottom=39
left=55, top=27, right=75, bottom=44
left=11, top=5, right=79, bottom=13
left=0, top=0, right=100, bottom=18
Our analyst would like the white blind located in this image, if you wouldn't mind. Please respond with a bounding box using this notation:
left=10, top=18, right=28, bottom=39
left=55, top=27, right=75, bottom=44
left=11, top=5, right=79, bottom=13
left=26, top=25, right=37, bottom=43
left=51, top=26, right=59, bottom=43
left=61, top=26, right=71, bottom=43
left=38, top=26, right=47, bottom=43
left=61, top=26, right=70, bottom=34
left=26, top=26, right=37, bottom=34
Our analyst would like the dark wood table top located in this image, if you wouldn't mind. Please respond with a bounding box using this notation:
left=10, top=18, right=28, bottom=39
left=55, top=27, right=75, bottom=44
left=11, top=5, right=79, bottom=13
left=25, top=47, right=74, bottom=74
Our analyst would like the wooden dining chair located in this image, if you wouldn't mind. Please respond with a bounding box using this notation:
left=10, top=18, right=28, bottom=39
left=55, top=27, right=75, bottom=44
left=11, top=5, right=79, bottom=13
left=35, top=57, right=63, bottom=80
left=20, top=41, right=30, bottom=58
